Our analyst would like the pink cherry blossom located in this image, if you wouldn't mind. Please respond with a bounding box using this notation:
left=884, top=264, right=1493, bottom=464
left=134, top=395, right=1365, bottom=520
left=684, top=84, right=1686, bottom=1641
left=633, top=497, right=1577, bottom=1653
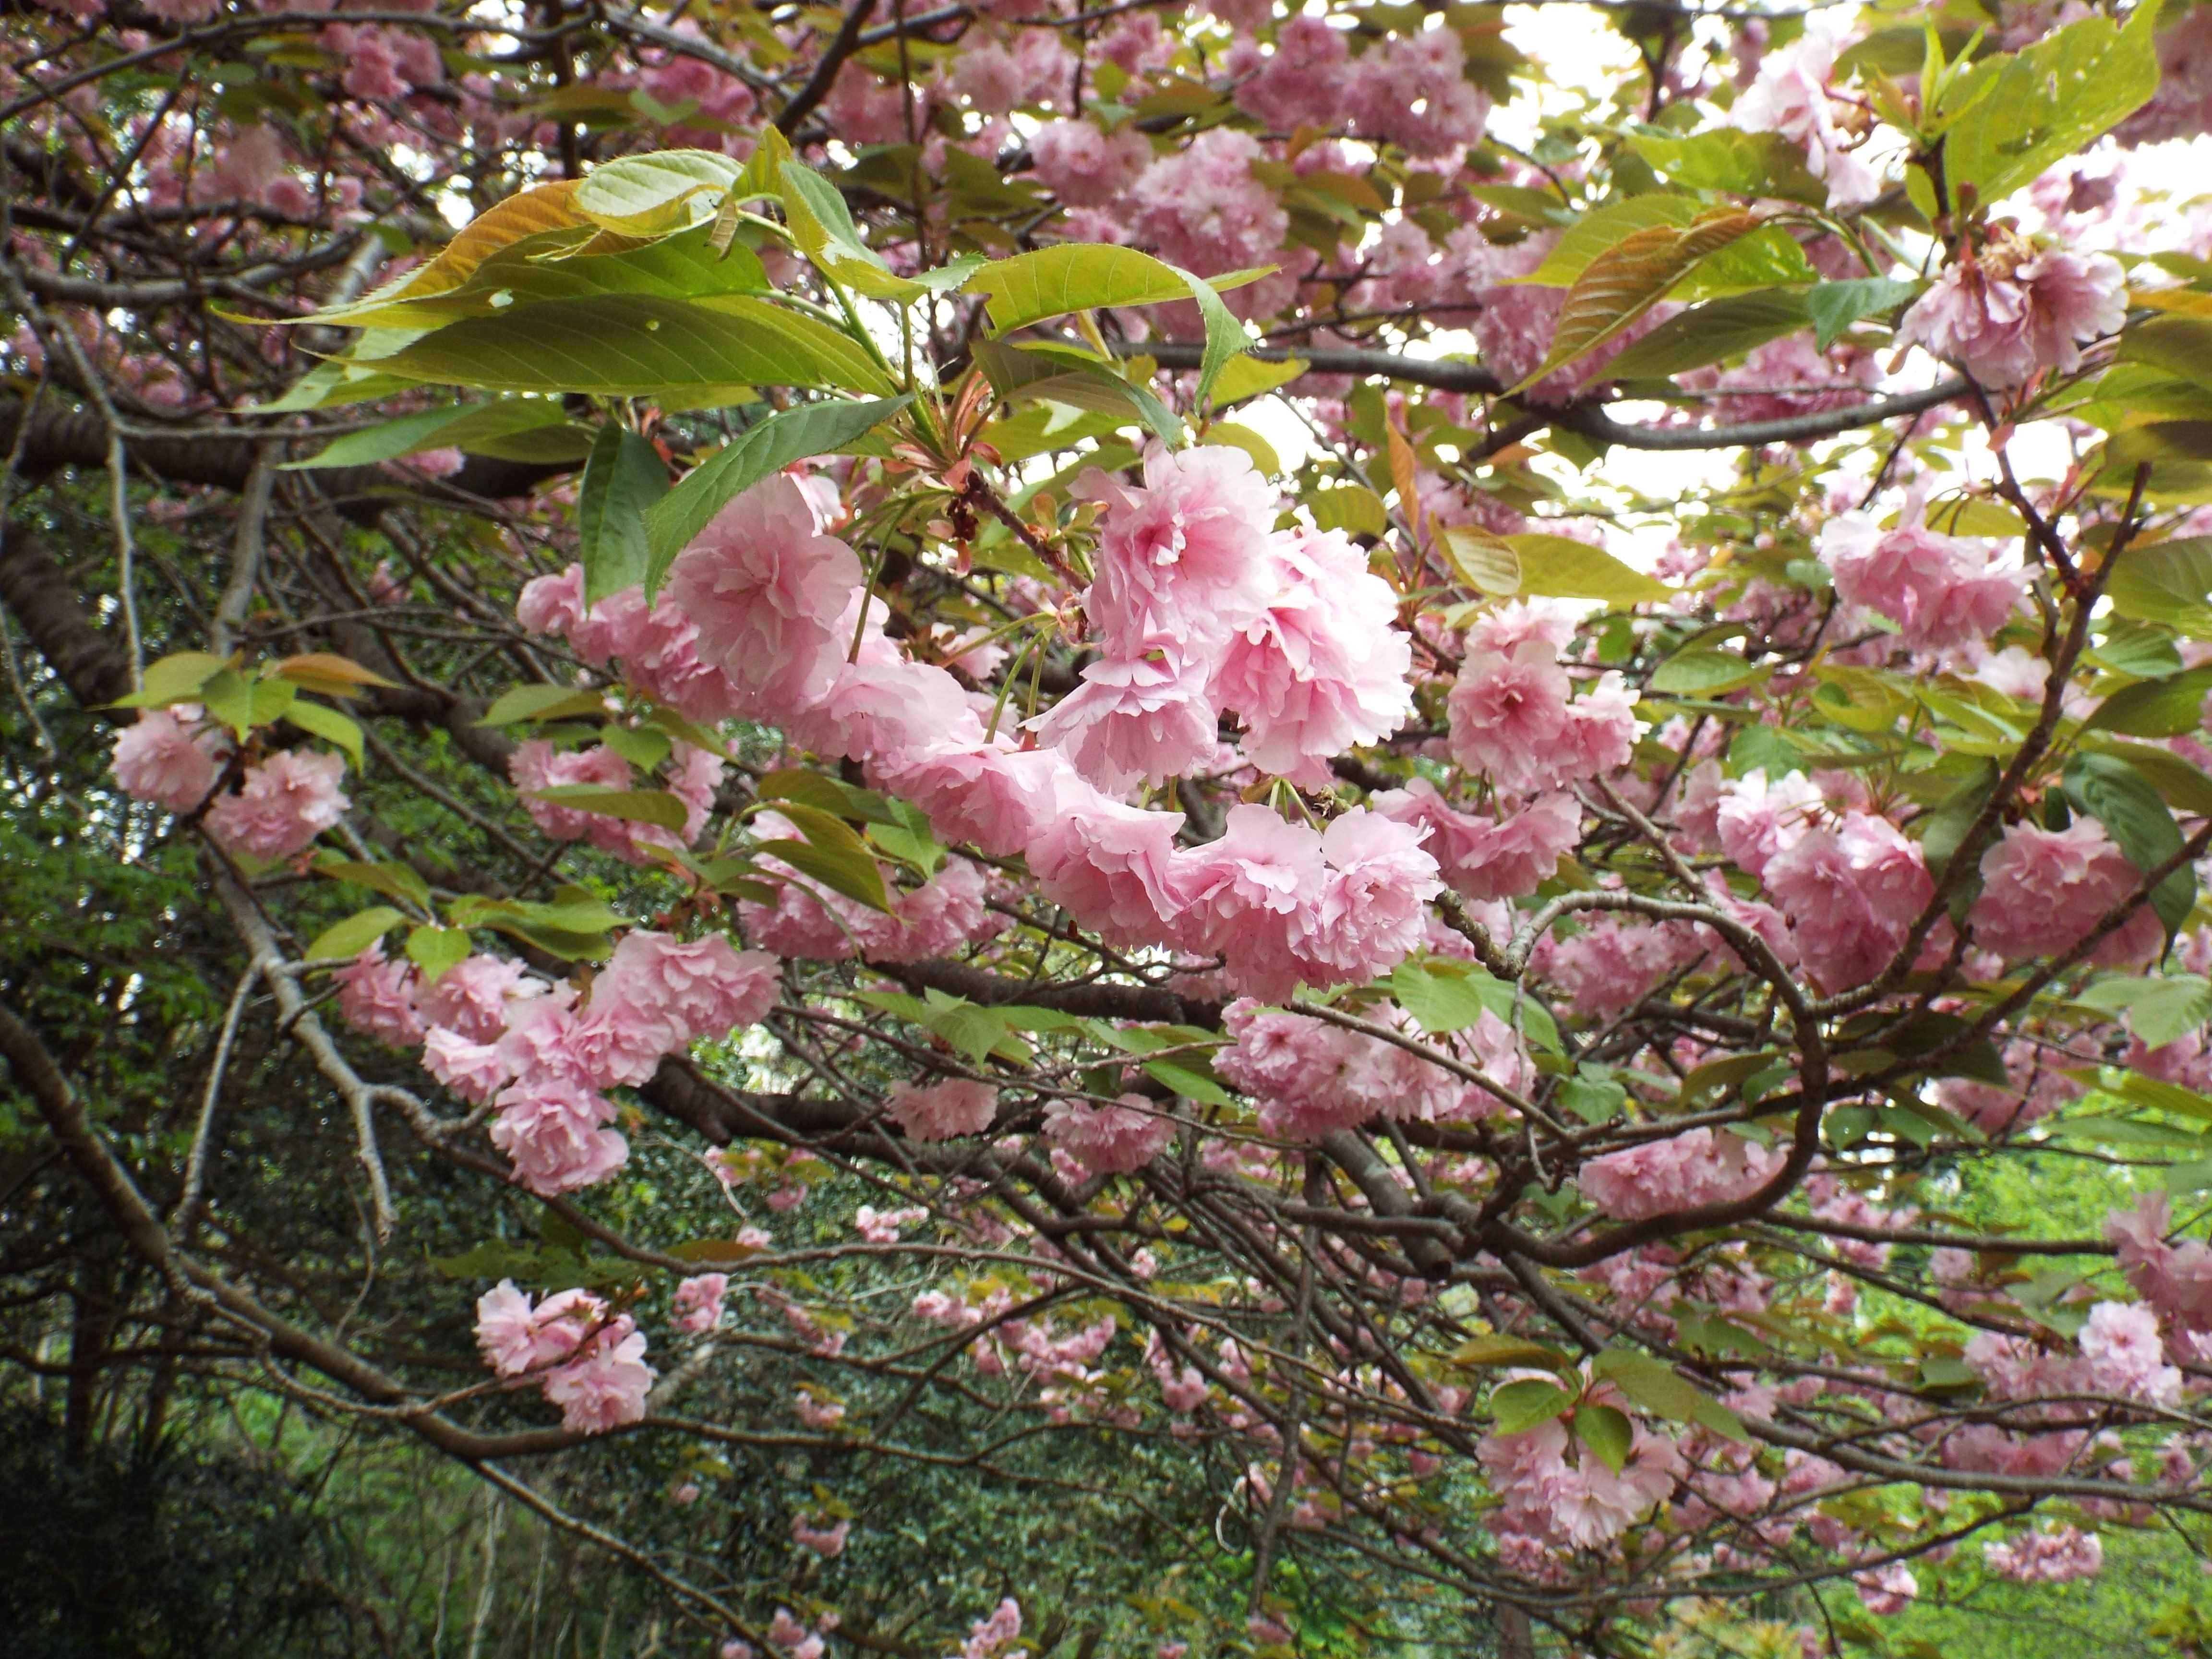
left=883, top=1077, right=999, bottom=1142
left=1730, top=19, right=1881, bottom=205
left=1293, top=807, right=1443, bottom=987
left=672, top=1272, right=729, bottom=1334
left=1763, top=812, right=1933, bottom=992
left=1820, top=513, right=2024, bottom=652
left=111, top=706, right=219, bottom=812
left=791, top=1515, right=851, bottom=1557
left=1577, top=1128, right=1786, bottom=1221
left=204, top=748, right=349, bottom=861
left=333, top=944, right=425, bottom=1047
left=1045, top=1093, right=1176, bottom=1175
left=1372, top=780, right=1578, bottom=902
left=589, top=930, right=779, bottom=1052
left=474, top=1280, right=604, bottom=1377
left=422, top=1028, right=510, bottom=1105
left=1123, top=128, right=1290, bottom=308
left=1077, top=442, right=1279, bottom=658
left=872, top=742, right=1070, bottom=858
left=1235, top=15, right=1353, bottom=132
left=1984, top=1526, right=2104, bottom=1583
left=1854, top=1562, right=1917, bottom=1616
left=1970, top=817, right=2164, bottom=967
left=1348, top=26, right=1490, bottom=160
left=2107, top=1193, right=2212, bottom=1332
left=417, top=954, right=539, bottom=1045
left=1712, top=768, right=1824, bottom=879
left=489, top=1074, right=628, bottom=1195
left=1028, top=787, right=1187, bottom=947
left=542, top=1314, right=655, bottom=1433
left=2079, top=1299, right=2181, bottom=1405
left=1028, top=646, right=1220, bottom=793
left=661, top=475, right=864, bottom=721
left=1897, top=238, right=2126, bottom=389
left=1029, top=118, right=1152, bottom=205
left=1210, top=526, right=1414, bottom=787
left=1478, top=1404, right=1683, bottom=1550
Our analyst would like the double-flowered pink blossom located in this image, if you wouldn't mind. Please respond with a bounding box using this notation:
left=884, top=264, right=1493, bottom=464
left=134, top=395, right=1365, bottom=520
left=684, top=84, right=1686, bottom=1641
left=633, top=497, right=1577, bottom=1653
left=662, top=474, right=865, bottom=720
left=474, top=1280, right=655, bottom=1435
left=333, top=945, right=425, bottom=1048
left=1370, top=780, right=1577, bottom=902
left=111, top=706, right=220, bottom=812
left=1983, top=1526, right=2104, bottom=1583
left=884, top=1077, right=1000, bottom=1141
left=2108, top=1193, right=2212, bottom=1333
left=1123, top=128, right=1291, bottom=310
left=1478, top=1395, right=1683, bottom=1550
left=1029, top=117, right=1153, bottom=205
left=1576, top=1128, right=1787, bottom=1221
left=672, top=1272, right=729, bottom=1334
left=1730, top=18, right=1880, bottom=205
left=2078, top=1299, right=2182, bottom=1405
left=491, top=1071, right=629, bottom=1195
left=1029, top=646, right=1219, bottom=792
left=1210, top=526, right=1414, bottom=787
left=205, top=749, right=349, bottom=861
left=1897, top=235, right=2126, bottom=389
left=1447, top=604, right=1640, bottom=794
left=1347, top=25, right=1491, bottom=159
left=418, top=953, right=541, bottom=1045
left=1820, top=510, right=2024, bottom=653
left=1078, top=442, right=1278, bottom=658
left=1045, top=1093, right=1177, bottom=1175
left=1762, top=812, right=1932, bottom=991
left=588, top=929, right=779, bottom=1058
left=1970, top=817, right=2164, bottom=967
left=1215, top=998, right=1509, bottom=1140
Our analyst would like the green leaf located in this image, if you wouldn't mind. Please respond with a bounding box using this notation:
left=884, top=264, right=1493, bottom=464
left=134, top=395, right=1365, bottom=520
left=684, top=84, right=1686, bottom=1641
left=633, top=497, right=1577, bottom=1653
left=313, top=855, right=431, bottom=911
left=973, top=244, right=1196, bottom=333
left=293, top=180, right=592, bottom=326
left=1559, top=1075, right=1627, bottom=1123
left=369, top=295, right=892, bottom=398
left=2087, top=666, right=2212, bottom=739
left=1506, top=534, right=1671, bottom=604
left=1604, top=289, right=1812, bottom=379
left=282, top=398, right=573, bottom=469
left=2077, top=974, right=2212, bottom=1050
left=2121, top=315, right=2212, bottom=396
left=1527, top=197, right=1703, bottom=287
left=973, top=340, right=1181, bottom=447
left=1439, top=526, right=1521, bottom=595
left=1454, top=1333, right=1573, bottom=1370
left=477, top=685, right=609, bottom=726
left=532, top=785, right=692, bottom=831
left=1807, top=278, right=1923, bottom=350
left=2106, top=537, right=2212, bottom=637
left=405, top=925, right=475, bottom=986
left=1310, top=483, right=1389, bottom=538
left=106, top=650, right=230, bottom=710
left=1650, top=648, right=1767, bottom=697
left=1490, top=1378, right=1576, bottom=1436
left=573, top=150, right=738, bottom=233
left=2083, top=736, right=2212, bottom=816
left=759, top=821, right=891, bottom=913
left=1173, top=264, right=1253, bottom=406
left=577, top=425, right=671, bottom=605
left=282, top=700, right=364, bottom=769
left=1590, top=1350, right=1746, bottom=1440
left=2063, top=751, right=2197, bottom=934
left=1510, top=209, right=1762, bottom=393
left=306, top=906, right=404, bottom=963
left=1936, top=6, right=2161, bottom=208
left=758, top=766, right=901, bottom=826
left=1208, top=353, right=1307, bottom=405
left=1388, top=958, right=1559, bottom=1051
left=1575, top=1404, right=1635, bottom=1475
left=642, top=396, right=913, bottom=595
left=1627, top=128, right=1827, bottom=204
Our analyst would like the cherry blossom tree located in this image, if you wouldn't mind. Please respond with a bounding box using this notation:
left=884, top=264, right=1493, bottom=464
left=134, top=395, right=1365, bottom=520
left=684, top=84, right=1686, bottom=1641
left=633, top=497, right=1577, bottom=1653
left=6, top=0, right=2212, bottom=1651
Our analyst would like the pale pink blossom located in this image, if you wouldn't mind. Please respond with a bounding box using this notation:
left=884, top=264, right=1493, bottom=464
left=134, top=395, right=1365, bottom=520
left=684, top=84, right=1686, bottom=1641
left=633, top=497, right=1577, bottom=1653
left=1348, top=25, right=1491, bottom=159
left=1045, top=1093, right=1176, bottom=1175
left=1577, top=1128, right=1786, bottom=1221
left=1820, top=512, right=2024, bottom=652
left=1730, top=18, right=1881, bottom=205
left=204, top=749, right=349, bottom=861
left=1898, top=239, right=2127, bottom=389
left=474, top=1281, right=604, bottom=1377
left=333, top=945, right=425, bottom=1047
left=1122, top=127, right=1293, bottom=312
left=2107, top=1193, right=2212, bottom=1333
left=1235, top=14, right=1353, bottom=132
left=1077, top=442, right=1279, bottom=657
left=1029, top=118, right=1153, bottom=205
left=2079, top=1299, right=2182, bottom=1405
left=1478, top=1405, right=1683, bottom=1550
left=1970, top=818, right=2164, bottom=967
left=961, top=1598, right=1023, bottom=1659
left=1984, top=1526, right=2104, bottom=1583
left=489, top=1075, right=628, bottom=1195
left=416, top=954, right=537, bottom=1044
left=110, top=706, right=219, bottom=812
left=1371, top=779, right=1578, bottom=902
left=661, top=476, right=864, bottom=721
left=883, top=1077, right=999, bottom=1141
left=1029, top=646, right=1220, bottom=792
left=542, top=1315, right=655, bottom=1433
left=872, top=743, right=1070, bottom=858
left=791, top=1515, right=851, bottom=1557
left=1712, top=768, right=1824, bottom=879
left=1763, top=812, right=1933, bottom=992
left=1854, top=1562, right=1918, bottom=1616
left=422, top=1028, right=510, bottom=1105
left=1028, top=787, right=1187, bottom=947
left=588, top=930, right=779, bottom=1052
left=1211, top=526, right=1414, bottom=787
left=672, top=1272, right=729, bottom=1334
